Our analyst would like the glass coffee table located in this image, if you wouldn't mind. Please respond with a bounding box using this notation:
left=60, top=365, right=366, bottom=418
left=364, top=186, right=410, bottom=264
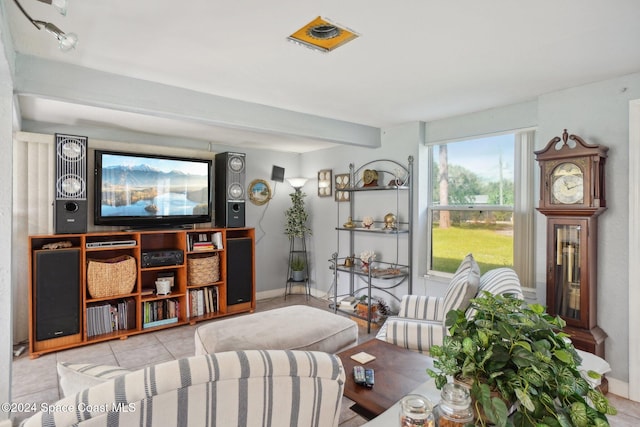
left=337, top=338, right=438, bottom=420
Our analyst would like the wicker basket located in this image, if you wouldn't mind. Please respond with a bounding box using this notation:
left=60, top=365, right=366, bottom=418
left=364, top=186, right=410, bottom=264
left=188, top=253, right=220, bottom=286
left=87, top=255, right=137, bottom=298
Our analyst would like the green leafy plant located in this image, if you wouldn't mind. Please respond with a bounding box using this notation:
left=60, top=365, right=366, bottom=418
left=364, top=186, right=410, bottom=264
left=290, top=256, right=305, bottom=271
left=427, top=292, right=616, bottom=427
left=284, top=190, right=311, bottom=239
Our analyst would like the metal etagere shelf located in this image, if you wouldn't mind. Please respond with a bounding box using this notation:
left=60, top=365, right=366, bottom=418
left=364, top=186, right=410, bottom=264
left=330, top=156, right=413, bottom=332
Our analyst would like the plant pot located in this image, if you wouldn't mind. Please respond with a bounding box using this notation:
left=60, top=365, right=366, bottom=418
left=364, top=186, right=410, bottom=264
left=292, top=270, right=305, bottom=281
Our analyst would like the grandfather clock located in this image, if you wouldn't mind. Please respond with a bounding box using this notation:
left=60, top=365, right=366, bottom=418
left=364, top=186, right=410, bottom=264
left=535, top=129, right=608, bottom=358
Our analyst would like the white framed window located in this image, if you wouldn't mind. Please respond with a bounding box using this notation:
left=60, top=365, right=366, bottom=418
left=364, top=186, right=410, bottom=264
left=426, top=130, right=535, bottom=287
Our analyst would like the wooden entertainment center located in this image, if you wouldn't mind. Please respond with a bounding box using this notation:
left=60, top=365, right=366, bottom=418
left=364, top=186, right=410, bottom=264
left=28, top=227, right=255, bottom=358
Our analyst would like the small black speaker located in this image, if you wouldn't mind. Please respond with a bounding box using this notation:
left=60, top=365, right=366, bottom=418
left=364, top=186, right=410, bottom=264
left=271, top=165, right=285, bottom=182
left=215, top=152, right=246, bottom=228
left=227, top=237, right=253, bottom=306
left=54, top=134, right=88, bottom=234
left=34, top=248, right=81, bottom=341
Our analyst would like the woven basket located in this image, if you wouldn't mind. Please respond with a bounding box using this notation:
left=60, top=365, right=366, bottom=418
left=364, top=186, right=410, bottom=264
left=87, top=255, right=137, bottom=298
left=188, top=253, right=220, bottom=286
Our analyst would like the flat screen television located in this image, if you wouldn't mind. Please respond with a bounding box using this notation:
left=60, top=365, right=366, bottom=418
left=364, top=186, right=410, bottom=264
left=94, top=150, right=213, bottom=228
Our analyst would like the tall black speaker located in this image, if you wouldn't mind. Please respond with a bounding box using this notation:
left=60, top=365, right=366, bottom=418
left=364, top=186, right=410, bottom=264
left=227, top=237, right=253, bottom=306
left=215, top=152, right=246, bottom=228
left=34, top=248, right=81, bottom=341
left=54, top=134, right=88, bottom=234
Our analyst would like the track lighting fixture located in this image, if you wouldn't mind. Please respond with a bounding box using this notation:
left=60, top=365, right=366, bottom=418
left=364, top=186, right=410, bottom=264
left=13, top=0, right=78, bottom=51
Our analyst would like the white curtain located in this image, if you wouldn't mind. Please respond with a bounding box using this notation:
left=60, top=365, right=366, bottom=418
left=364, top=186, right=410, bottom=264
left=513, top=130, right=535, bottom=288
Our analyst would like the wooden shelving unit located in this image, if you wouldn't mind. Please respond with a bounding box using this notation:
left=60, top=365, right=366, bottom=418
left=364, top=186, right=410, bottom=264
left=28, top=227, right=255, bottom=358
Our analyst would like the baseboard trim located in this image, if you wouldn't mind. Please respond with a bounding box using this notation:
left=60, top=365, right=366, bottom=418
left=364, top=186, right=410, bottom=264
left=256, top=287, right=327, bottom=301
left=607, top=376, right=630, bottom=400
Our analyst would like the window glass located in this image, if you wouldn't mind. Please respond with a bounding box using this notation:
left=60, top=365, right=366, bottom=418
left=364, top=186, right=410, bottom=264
left=429, top=134, right=515, bottom=275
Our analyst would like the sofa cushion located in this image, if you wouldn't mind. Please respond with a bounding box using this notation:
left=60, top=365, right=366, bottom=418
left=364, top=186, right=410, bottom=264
left=24, top=350, right=345, bottom=427
left=440, top=253, right=480, bottom=322
left=466, top=267, right=523, bottom=319
left=195, top=305, right=358, bottom=355
left=57, top=362, right=131, bottom=397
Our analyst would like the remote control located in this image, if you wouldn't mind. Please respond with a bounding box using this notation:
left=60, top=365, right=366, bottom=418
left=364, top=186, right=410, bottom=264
left=365, top=368, right=375, bottom=388
left=353, top=365, right=366, bottom=385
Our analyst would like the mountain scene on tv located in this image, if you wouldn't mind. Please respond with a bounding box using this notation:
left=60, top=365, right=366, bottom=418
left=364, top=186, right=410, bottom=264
left=100, top=156, right=209, bottom=217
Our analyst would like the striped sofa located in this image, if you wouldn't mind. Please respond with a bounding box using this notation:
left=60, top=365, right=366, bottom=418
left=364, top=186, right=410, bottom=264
left=20, top=350, right=345, bottom=427
left=376, top=262, right=523, bottom=355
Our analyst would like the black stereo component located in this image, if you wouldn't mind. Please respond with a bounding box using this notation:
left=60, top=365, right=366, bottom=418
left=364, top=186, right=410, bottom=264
left=54, top=133, right=88, bottom=234
left=141, top=249, right=184, bottom=268
left=215, top=152, right=246, bottom=228
left=34, top=248, right=81, bottom=341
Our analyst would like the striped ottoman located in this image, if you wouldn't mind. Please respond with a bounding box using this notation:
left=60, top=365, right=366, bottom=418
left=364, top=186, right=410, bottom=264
left=195, top=305, right=358, bottom=355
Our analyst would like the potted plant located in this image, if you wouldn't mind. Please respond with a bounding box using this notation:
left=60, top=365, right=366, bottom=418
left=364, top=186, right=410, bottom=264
left=427, top=292, right=616, bottom=427
left=285, top=190, right=311, bottom=239
left=290, top=256, right=305, bottom=281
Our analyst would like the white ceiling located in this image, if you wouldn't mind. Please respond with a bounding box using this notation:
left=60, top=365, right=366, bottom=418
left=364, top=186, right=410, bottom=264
left=4, top=0, right=640, bottom=152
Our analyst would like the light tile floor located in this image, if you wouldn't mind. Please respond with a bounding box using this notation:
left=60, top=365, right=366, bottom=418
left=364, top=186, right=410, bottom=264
left=10, top=295, right=640, bottom=426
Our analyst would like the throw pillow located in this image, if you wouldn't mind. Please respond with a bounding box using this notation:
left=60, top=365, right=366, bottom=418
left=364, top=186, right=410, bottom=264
left=466, top=267, right=523, bottom=319
left=57, top=362, right=131, bottom=397
left=441, top=253, right=480, bottom=323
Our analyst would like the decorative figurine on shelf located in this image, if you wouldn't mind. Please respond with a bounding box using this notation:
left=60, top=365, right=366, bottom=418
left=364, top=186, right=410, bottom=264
left=343, top=216, right=356, bottom=228
left=362, top=216, right=374, bottom=229
left=383, top=213, right=397, bottom=230
left=344, top=255, right=354, bottom=267
left=360, top=250, right=376, bottom=272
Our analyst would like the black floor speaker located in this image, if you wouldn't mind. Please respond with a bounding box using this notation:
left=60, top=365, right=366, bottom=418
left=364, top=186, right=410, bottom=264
left=54, top=134, right=88, bottom=234
left=215, top=152, right=246, bottom=228
left=226, top=237, right=253, bottom=306
left=34, top=248, right=81, bottom=341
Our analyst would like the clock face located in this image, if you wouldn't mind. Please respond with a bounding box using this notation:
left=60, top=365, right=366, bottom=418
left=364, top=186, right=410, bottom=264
left=552, top=162, right=584, bottom=204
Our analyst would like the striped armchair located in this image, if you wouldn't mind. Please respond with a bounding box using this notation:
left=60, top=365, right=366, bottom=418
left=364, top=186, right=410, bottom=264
left=20, top=350, right=345, bottom=427
left=376, top=266, right=523, bottom=354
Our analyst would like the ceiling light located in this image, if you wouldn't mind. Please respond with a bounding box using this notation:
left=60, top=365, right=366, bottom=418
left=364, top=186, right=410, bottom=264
left=288, top=16, right=359, bottom=53
left=13, top=0, right=78, bottom=51
left=36, top=0, right=68, bottom=16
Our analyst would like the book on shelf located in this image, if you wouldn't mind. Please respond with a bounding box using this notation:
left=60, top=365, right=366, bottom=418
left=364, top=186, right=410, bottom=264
left=188, top=286, right=218, bottom=317
left=143, top=317, right=178, bottom=329
left=142, top=299, right=179, bottom=324
left=339, top=296, right=357, bottom=311
left=86, top=298, right=136, bottom=337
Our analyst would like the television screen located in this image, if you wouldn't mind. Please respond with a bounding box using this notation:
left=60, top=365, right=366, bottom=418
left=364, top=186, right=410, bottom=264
left=94, top=150, right=212, bottom=228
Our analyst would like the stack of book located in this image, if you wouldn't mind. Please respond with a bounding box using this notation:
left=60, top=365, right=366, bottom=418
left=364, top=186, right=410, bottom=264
left=339, top=296, right=358, bottom=312
left=87, top=298, right=135, bottom=337
left=142, top=299, right=179, bottom=329
left=187, top=287, right=219, bottom=318
left=192, top=241, right=214, bottom=251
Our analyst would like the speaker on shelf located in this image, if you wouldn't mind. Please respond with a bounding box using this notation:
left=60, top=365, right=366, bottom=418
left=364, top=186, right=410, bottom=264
left=54, top=134, right=88, bottom=234
left=34, top=248, right=81, bottom=341
left=215, top=152, right=246, bottom=228
left=226, top=237, right=253, bottom=306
